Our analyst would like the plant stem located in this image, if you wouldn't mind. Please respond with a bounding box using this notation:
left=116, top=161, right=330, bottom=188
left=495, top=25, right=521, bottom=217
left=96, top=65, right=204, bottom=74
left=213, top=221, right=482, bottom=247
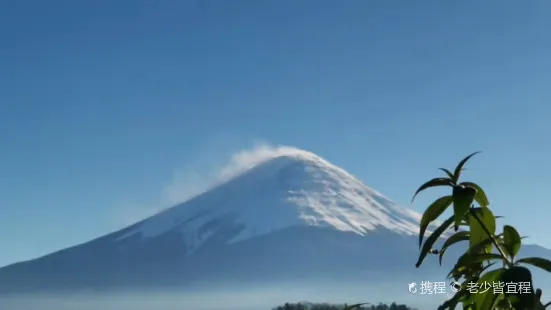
left=469, top=207, right=512, bottom=267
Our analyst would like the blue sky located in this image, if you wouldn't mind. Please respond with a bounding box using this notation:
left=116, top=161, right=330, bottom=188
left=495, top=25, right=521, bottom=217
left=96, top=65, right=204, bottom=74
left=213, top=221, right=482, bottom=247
left=1, top=0, right=550, bottom=267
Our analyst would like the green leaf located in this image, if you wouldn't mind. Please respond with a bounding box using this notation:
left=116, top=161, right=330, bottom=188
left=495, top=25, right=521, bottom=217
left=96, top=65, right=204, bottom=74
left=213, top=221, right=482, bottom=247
left=448, top=218, right=470, bottom=230
left=437, top=288, right=469, bottom=310
left=419, top=195, right=453, bottom=248
left=439, top=168, right=455, bottom=180
left=517, top=257, right=551, bottom=273
left=468, top=207, right=496, bottom=253
left=501, top=266, right=535, bottom=309
left=439, top=231, right=469, bottom=265
left=448, top=261, right=497, bottom=282
left=412, top=177, right=453, bottom=202
left=501, top=266, right=533, bottom=286
left=507, top=295, right=522, bottom=309
left=452, top=151, right=481, bottom=183
left=447, top=253, right=502, bottom=279
left=463, top=253, right=503, bottom=265
left=452, top=185, right=476, bottom=229
left=491, top=294, right=507, bottom=310
left=503, top=225, right=522, bottom=259
left=496, top=298, right=512, bottom=309
left=460, top=181, right=489, bottom=208
left=416, top=215, right=454, bottom=268
left=475, top=268, right=505, bottom=310
left=468, top=233, right=503, bottom=255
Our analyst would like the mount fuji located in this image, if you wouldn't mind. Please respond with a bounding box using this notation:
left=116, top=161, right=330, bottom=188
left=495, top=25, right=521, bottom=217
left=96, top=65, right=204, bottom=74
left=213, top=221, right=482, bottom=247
left=1, top=148, right=550, bottom=298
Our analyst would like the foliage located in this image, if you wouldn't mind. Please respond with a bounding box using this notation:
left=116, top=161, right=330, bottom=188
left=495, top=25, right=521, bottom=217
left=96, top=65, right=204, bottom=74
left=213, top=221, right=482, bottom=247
left=413, top=152, right=551, bottom=310
left=272, top=301, right=417, bottom=310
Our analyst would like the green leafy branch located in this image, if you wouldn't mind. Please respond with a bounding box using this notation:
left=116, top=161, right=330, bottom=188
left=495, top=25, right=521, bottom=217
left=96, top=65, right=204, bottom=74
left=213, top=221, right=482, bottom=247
left=413, top=152, right=551, bottom=310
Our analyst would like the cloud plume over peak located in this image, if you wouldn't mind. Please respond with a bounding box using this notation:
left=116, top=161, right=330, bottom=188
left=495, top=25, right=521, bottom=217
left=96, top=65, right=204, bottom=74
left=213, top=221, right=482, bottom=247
left=165, top=143, right=312, bottom=204
left=113, top=142, right=315, bottom=227
left=217, top=143, right=313, bottom=182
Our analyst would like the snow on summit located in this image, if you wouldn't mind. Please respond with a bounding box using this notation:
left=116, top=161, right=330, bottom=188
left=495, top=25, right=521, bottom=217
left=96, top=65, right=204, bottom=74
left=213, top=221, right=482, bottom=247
left=115, top=146, right=426, bottom=250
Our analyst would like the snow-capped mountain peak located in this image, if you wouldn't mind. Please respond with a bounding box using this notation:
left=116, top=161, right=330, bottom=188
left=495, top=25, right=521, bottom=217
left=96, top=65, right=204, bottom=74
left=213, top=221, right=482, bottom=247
left=115, top=148, right=426, bottom=251
left=8, top=147, right=535, bottom=296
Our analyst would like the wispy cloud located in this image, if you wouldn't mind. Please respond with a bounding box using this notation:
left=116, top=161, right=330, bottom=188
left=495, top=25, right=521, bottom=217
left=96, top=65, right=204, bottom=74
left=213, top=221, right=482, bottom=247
left=217, top=142, right=307, bottom=182
left=112, top=141, right=306, bottom=227
left=163, top=141, right=306, bottom=205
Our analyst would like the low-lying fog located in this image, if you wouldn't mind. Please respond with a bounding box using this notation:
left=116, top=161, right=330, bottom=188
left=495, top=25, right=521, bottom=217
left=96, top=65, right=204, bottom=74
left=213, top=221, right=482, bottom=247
left=0, top=280, right=448, bottom=310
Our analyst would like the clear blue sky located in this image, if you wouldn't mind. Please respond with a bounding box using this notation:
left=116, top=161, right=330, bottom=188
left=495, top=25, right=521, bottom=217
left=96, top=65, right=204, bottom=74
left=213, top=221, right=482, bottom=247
left=1, top=0, right=550, bottom=267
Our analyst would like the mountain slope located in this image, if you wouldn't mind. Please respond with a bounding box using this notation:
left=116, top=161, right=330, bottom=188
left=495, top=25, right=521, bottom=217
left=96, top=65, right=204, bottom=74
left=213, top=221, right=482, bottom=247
left=1, top=148, right=550, bottom=295
left=115, top=150, right=429, bottom=250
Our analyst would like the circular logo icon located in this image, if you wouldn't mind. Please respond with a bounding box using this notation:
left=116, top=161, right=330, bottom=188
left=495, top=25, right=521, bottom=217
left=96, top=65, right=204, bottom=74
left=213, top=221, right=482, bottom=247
left=408, top=282, right=417, bottom=294
left=450, top=282, right=461, bottom=292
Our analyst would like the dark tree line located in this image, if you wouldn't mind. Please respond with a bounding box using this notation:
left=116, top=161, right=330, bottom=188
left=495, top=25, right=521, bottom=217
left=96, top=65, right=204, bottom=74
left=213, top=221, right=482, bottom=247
left=272, top=302, right=417, bottom=310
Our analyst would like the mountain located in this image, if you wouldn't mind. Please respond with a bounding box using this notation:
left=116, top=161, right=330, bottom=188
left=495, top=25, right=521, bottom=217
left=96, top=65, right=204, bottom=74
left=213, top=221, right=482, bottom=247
left=1, top=148, right=550, bottom=298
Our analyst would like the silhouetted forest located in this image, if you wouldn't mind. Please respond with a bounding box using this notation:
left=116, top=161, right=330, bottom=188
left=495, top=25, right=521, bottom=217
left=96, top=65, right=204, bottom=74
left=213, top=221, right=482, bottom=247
left=272, top=302, right=417, bottom=310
